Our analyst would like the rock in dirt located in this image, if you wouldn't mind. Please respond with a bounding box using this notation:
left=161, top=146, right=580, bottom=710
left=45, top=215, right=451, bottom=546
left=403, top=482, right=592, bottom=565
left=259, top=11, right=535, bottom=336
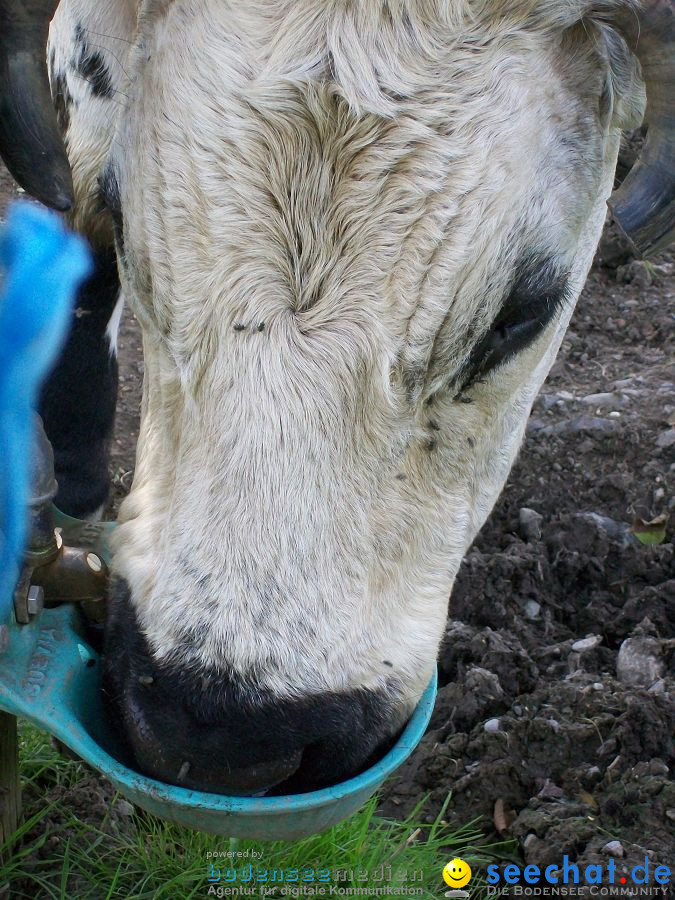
left=518, top=507, right=543, bottom=542
left=539, top=416, right=620, bottom=437
left=656, top=428, right=675, bottom=449
left=602, top=841, right=625, bottom=858
left=616, top=637, right=664, bottom=687
left=537, top=779, right=564, bottom=800
left=580, top=391, right=627, bottom=409
left=573, top=511, right=635, bottom=548
left=616, top=260, right=654, bottom=289
left=524, top=600, right=541, bottom=620
left=571, top=635, right=603, bottom=653
left=432, top=665, right=505, bottom=732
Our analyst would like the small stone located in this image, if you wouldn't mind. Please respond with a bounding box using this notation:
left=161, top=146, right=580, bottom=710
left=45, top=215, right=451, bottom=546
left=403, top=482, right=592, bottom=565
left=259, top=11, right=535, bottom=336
left=656, top=428, right=675, bottom=449
left=523, top=833, right=537, bottom=850
left=527, top=417, right=546, bottom=433
left=484, top=718, right=501, bottom=734
left=546, top=719, right=561, bottom=732
left=538, top=394, right=561, bottom=411
left=538, top=780, right=564, bottom=800
left=524, top=600, right=541, bottom=620
left=580, top=392, right=624, bottom=408
left=116, top=799, right=134, bottom=817
left=576, top=512, right=634, bottom=547
left=571, top=635, right=602, bottom=653
left=649, top=759, right=669, bottom=777
left=602, top=841, right=625, bottom=858
left=543, top=416, right=619, bottom=437
left=617, top=637, right=664, bottom=687
left=519, top=507, right=543, bottom=542
left=617, top=260, right=653, bottom=289
left=666, top=809, right=675, bottom=823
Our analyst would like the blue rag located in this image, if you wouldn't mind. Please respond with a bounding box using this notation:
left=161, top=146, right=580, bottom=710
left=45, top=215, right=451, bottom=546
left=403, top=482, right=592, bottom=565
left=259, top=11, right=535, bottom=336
left=0, top=202, right=91, bottom=622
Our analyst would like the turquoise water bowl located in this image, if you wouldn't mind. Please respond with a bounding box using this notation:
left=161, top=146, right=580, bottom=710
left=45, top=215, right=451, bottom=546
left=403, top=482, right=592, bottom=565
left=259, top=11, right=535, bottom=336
left=0, top=603, right=437, bottom=840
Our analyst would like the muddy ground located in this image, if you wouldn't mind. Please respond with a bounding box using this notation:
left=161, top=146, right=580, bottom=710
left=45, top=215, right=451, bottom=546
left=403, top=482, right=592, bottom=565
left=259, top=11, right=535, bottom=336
left=1, top=137, right=673, bottom=892
left=378, top=235, right=674, bottom=882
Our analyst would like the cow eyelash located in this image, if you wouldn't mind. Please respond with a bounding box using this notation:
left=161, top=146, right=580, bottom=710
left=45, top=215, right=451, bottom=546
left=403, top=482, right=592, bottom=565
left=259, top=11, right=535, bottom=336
left=457, top=262, right=571, bottom=393
left=460, top=311, right=554, bottom=387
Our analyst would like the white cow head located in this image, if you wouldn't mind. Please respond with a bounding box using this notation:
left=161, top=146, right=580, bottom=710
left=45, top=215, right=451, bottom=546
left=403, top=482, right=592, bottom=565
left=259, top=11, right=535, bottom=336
left=1, top=0, right=672, bottom=793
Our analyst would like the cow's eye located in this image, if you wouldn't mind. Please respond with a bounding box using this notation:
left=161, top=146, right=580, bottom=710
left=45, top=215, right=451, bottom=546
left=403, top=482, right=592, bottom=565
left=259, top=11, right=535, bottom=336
left=458, top=259, right=570, bottom=390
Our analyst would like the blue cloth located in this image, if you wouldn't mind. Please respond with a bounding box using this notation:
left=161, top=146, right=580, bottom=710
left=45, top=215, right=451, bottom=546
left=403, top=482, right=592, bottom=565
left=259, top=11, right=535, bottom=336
left=0, top=202, right=91, bottom=622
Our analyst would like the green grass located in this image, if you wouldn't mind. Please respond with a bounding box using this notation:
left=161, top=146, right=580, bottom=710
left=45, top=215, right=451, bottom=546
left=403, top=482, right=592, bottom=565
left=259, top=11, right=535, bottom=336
left=0, top=723, right=508, bottom=900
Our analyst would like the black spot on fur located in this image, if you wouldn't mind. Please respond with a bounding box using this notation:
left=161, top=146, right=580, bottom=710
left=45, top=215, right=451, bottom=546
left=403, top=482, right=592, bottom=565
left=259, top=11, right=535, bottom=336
left=73, top=23, right=114, bottom=98
left=51, top=70, right=73, bottom=135
left=98, top=166, right=124, bottom=255
left=233, top=322, right=247, bottom=332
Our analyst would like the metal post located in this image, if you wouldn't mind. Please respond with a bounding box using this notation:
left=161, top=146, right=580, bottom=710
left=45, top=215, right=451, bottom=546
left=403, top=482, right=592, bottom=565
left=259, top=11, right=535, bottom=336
left=0, top=710, right=21, bottom=853
left=0, top=416, right=55, bottom=864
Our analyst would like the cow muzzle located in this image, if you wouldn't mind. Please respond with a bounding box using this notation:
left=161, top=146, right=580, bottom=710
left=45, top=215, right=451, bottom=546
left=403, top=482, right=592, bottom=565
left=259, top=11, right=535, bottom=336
left=102, top=577, right=403, bottom=795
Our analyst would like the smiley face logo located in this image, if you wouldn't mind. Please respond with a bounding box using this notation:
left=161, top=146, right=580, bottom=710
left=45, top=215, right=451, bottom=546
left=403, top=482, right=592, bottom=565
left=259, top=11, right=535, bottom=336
left=443, top=858, right=472, bottom=889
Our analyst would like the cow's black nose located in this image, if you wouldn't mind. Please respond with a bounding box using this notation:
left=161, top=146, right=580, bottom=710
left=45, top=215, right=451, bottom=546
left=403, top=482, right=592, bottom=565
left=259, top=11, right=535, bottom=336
left=102, top=579, right=401, bottom=794
left=118, top=690, right=304, bottom=794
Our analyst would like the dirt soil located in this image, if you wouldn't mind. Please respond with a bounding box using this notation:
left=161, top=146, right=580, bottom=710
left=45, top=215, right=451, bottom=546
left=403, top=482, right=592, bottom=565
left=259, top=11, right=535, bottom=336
left=1, top=132, right=673, bottom=891
left=378, top=235, right=675, bottom=881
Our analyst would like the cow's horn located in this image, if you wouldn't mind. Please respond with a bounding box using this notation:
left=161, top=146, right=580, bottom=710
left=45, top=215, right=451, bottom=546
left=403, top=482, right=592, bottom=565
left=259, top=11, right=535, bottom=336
left=607, top=0, right=674, bottom=257
left=0, top=0, right=73, bottom=211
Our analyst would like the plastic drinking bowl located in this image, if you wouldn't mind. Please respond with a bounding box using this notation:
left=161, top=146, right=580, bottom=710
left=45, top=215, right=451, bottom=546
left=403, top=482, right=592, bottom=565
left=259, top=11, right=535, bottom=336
left=0, top=604, right=437, bottom=840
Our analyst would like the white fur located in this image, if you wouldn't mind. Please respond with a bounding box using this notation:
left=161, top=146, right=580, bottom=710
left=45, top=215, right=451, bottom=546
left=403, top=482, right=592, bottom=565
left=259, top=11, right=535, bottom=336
left=106, top=293, right=125, bottom=355
left=51, top=1, right=644, bottom=717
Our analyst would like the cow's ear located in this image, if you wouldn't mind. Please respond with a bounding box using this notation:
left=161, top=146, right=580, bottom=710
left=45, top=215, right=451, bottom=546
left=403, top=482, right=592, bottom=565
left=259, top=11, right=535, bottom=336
left=594, top=0, right=674, bottom=257
left=596, top=22, right=645, bottom=132
left=0, top=0, right=74, bottom=211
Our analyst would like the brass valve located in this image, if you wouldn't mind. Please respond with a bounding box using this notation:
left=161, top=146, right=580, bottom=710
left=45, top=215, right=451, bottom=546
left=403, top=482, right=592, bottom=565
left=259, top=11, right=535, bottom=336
left=13, top=415, right=112, bottom=627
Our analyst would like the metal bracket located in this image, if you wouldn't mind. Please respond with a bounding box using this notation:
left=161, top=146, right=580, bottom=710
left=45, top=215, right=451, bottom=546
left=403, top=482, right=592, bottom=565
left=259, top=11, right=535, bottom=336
left=9, top=416, right=115, bottom=632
